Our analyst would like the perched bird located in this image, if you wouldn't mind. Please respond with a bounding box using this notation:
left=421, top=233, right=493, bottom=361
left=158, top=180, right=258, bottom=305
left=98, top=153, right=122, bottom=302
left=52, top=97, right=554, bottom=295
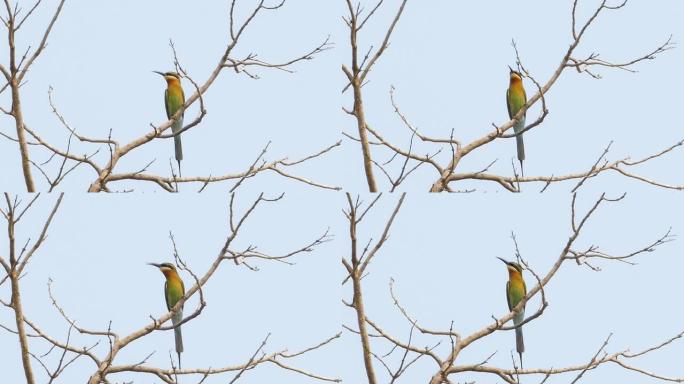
left=154, top=71, right=185, bottom=176
left=506, top=66, right=527, bottom=176
left=149, top=262, right=185, bottom=368
left=497, top=257, right=527, bottom=368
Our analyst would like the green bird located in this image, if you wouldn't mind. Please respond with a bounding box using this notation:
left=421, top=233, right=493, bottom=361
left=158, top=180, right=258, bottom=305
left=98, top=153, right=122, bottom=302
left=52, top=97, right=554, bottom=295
left=506, top=66, right=527, bottom=176
left=154, top=71, right=185, bottom=177
left=149, top=262, right=185, bottom=368
left=497, top=257, right=527, bottom=368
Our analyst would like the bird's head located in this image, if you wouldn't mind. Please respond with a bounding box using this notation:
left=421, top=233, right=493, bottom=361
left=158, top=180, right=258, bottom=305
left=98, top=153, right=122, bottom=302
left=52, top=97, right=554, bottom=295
left=508, top=66, right=523, bottom=82
left=148, top=262, right=178, bottom=277
left=153, top=71, right=181, bottom=84
left=497, top=257, right=523, bottom=275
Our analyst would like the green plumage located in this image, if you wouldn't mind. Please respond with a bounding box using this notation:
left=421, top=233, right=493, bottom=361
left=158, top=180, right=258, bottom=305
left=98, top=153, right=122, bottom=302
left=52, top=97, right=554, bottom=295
left=165, top=276, right=185, bottom=358
left=506, top=71, right=527, bottom=176
left=498, top=257, right=527, bottom=368
left=150, top=262, right=185, bottom=369
left=165, top=84, right=185, bottom=166
left=506, top=86, right=526, bottom=124
left=507, top=277, right=526, bottom=361
left=155, top=71, right=185, bottom=178
left=505, top=278, right=526, bottom=312
left=164, top=277, right=185, bottom=312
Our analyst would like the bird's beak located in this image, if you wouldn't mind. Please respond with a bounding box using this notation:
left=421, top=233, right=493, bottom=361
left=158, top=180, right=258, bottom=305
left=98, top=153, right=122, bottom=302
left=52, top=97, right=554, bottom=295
left=153, top=71, right=165, bottom=77
left=508, top=65, right=514, bottom=73
left=496, top=257, right=509, bottom=265
left=148, top=262, right=161, bottom=268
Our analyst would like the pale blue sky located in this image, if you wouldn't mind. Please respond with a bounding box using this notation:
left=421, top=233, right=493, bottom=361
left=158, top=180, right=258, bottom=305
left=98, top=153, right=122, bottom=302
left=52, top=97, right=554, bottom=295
left=1, top=188, right=683, bottom=383
left=0, top=190, right=343, bottom=383
left=0, top=0, right=682, bottom=191
left=1, top=0, right=683, bottom=383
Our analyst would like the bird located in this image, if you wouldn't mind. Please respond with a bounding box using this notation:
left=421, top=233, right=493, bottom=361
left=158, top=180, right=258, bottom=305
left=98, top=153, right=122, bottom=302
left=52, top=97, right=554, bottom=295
left=154, top=71, right=185, bottom=177
left=506, top=66, right=527, bottom=177
left=149, top=262, right=185, bottom=368
left=497, top=257, right=527, bottom=368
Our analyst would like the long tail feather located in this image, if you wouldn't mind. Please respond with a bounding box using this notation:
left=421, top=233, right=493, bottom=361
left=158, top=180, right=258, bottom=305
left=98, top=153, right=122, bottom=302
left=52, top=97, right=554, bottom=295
left=172, top=311, right=183, bottom=368
left=174, top=135, right=183, bottom=163
left=515, top=326, right=524, bottom=355
left=514, top=119, right=525, bottom=177
left=172, top=119, right=183, bottom=180
left=515, top=131, right=525, bottom=162
left=174, top=325, right=183, bottom=354
left=514, top=311, right=524, bottom=368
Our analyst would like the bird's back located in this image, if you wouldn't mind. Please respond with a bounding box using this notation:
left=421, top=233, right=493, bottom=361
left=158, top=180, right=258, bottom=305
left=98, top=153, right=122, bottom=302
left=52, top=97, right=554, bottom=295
left=164, top=84, right=185, bottom=120
left=506, top=83, right=527, bottom=119
left=506, top=277, right=526, bottom=310
left=164, top=276, right=185, bottom=310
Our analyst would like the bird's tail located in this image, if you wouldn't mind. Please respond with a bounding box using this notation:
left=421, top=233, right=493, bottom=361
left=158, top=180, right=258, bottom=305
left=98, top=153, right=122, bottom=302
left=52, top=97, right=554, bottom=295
left=174, top=135, right=183, bottom=163
left=515, top=130, right=525, bottom=172
left=515, top=325, right=524, bottom=355
left=514, top=311, right=524, bottom=368
left=174, top=323, right=184, bottom=353
left=513, top=118, right=525, bottom=177
left=172, top=311, right=183, bottom=368
left=172, top=120, right=183, bottom=177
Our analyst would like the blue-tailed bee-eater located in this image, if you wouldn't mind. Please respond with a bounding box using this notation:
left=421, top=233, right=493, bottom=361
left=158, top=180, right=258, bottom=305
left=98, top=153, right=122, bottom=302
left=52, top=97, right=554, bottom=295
left=497, top=257, right=527, bottom=367
left=154, top=71, right=185, bottom=176
left=149, top=262, right=185, bottom=368
left=506, top=66, right=527, bottom=176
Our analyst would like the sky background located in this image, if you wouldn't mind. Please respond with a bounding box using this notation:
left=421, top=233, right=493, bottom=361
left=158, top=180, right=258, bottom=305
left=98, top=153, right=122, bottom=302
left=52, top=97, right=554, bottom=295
left=0, top=0, right=683, bottom=383
left=0, top=188, right=683, bottom=383
left=0, top=0, right=682, bottom=192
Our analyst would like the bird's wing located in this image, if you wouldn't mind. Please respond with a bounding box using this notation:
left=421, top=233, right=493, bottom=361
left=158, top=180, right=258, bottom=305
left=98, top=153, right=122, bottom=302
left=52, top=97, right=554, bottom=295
left=506, top=89, right=513, bottom=119
left=179, top=86, right=185, bottom=119
left=164, top=87, right=185, bottom=121
left=507, top=87, right=528, bottom=120
left=164, top=88, right=171, bottom=120
left=164, top=280, right=172, bottom=311
left=519, top=86, right=527, bottom=119
left=179, top=278, right=185, bottom=311
left=506, top=280, right=513, bottom=311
